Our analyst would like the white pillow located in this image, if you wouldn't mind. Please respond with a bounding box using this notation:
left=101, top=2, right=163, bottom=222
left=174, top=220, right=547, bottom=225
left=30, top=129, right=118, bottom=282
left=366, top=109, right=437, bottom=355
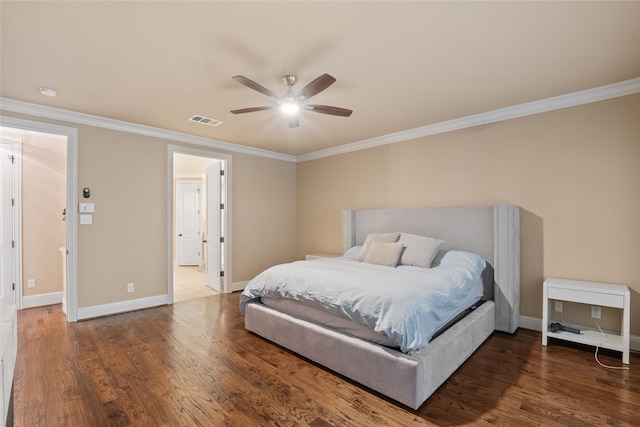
left=356, top=232, right=400, bottom=262
left=398, top=233, right=444, bottom=268
left=342, top=246, right=362, bottom=260
left=362, top=241, right=404, bottom=267
left=439, top=250, right=486, bottom=272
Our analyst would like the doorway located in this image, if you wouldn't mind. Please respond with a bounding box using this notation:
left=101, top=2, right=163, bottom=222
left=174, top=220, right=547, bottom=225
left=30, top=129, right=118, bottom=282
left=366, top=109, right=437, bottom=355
left=0, top=117, right=78, bottom=321
left=168, top=146, right=231, bottom=302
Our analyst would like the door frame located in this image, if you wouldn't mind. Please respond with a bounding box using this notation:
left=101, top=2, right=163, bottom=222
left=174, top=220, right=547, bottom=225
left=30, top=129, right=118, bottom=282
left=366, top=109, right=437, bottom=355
left=167, top=145, right=231, bottom=298
left=0, top=137, right=19, bottom=309
left=0, top=116, right=79, bottom=321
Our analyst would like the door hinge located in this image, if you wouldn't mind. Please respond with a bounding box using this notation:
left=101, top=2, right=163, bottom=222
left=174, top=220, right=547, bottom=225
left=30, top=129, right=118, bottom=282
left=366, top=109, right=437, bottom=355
left=12, top=283, right=15, bottom=291
left=220, top=170, right=225, bottom=176
left=12, top=198, right=14, bottom=206
left=220, top=203, right=224, bottom=210
left=220, top=271, right=224, bottom=277
left=12, top=240, right=15, bottom=248
left=219, top=237, right=224, bottom=243
left=10, top=155, right=15, bottom=164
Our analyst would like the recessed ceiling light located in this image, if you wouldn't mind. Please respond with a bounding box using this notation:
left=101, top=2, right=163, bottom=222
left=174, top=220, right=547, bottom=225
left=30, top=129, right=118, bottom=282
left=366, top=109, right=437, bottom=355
left=39, top=87, right=58, bottom=97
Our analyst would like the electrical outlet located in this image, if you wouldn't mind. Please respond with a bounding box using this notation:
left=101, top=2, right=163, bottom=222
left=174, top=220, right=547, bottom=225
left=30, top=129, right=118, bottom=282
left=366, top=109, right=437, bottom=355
left=27, top=279, right=36, bottom=289
left=591, top=306, right=601, bottom=319
left=554, top=301, right=563, bottom=312
left=127, top=283, right=134, bottom=293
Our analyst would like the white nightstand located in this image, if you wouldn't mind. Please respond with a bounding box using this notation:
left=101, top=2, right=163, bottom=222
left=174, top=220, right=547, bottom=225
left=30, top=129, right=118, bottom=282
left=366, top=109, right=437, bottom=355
left=305, top=253, right=339, bottom=260
left=542, top=277, right=630, bottom=364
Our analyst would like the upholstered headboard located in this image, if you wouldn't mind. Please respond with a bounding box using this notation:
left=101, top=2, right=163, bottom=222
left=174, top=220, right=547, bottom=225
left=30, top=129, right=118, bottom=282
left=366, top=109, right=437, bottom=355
left=342, top=205, right=520, bottom=333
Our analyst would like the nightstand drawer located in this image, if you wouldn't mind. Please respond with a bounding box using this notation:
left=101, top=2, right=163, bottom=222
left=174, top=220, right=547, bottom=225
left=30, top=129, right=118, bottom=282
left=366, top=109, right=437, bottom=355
left=547, top=287, right=624, bottom=308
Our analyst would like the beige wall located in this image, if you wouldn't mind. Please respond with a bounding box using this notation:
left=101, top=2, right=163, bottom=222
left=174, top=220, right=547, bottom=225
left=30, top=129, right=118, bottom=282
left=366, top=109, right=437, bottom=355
left=1, top=111, right=298, bottom=308
left=297, top=94, right=640, bottom=336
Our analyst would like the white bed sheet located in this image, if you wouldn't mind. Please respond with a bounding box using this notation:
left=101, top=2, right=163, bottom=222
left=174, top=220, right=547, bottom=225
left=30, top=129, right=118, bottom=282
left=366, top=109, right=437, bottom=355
left=241, top=251, right=485, bottom=353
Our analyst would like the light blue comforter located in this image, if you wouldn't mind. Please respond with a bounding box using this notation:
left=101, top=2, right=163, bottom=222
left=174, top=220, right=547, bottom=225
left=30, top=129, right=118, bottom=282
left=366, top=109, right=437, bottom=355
left=240, top=252, right=485, bottom=353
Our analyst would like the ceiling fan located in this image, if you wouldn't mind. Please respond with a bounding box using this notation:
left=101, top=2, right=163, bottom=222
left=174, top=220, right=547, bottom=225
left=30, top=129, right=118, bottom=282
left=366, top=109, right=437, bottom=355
left=230, top=73, right=353, bottom=128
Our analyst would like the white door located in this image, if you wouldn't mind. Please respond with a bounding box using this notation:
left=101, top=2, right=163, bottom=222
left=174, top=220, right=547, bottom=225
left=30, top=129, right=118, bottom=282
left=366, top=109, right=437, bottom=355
left=0, top=140, right=16, bottom=308
left=176, top=181, right=202, bottom=266
left=205, top=163, right=222, bottom=292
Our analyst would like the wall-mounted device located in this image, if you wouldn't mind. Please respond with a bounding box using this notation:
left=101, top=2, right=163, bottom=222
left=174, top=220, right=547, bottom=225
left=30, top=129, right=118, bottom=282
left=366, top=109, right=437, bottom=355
left=83, top=187, right=91, bottom=198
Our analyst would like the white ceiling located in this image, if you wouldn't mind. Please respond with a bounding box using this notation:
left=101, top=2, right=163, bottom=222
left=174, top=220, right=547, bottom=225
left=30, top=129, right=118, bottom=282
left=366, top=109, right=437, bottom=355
left=1, top=1, right=639, bottom=156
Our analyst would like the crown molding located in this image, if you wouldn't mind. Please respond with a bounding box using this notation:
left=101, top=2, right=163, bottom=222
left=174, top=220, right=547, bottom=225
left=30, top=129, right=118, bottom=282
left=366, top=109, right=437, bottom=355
left=3, top=77, right=639, bottom=164
left=296, top=77, right=640, bottom=162
left=0, top=98, right=296, bottom=163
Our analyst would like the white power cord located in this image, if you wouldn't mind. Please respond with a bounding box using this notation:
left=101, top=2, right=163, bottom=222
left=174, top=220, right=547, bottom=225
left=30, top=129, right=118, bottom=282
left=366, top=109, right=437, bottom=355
left=594, top=320, right=629, bottom=370
left=558, top=313, right=628, bottom=370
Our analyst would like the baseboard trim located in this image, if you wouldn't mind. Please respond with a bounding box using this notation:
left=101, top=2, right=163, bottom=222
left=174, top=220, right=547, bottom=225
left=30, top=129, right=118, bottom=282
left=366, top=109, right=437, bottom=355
left=21, top=291, right=63, bottom=309
left=77, top=294, right=171, bottom=320
left=230, top=280, right=248, bottom=293
left=519, top=315, right=640, bottom=353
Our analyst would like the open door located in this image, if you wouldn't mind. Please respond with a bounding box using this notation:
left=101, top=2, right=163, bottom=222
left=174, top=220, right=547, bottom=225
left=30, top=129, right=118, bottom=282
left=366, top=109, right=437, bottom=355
left=0, top=139, right=16, bottom=308
left=205, top=162, right=222, bottom=292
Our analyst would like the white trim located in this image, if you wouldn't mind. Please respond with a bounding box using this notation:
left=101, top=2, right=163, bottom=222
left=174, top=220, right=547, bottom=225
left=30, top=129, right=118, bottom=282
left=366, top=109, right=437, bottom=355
left=0, top=116, right=79, bottom=322
left=297, top=77, right=640, bottom=162
left=173, top=172, right=205, bottom=179
left=519, top=315, right=640, bottom=353
left=1, top=136, right=23, bottom=310
left=2, top=78, right=639, bottom=165
left=0, top=97, right=296, bottom=163
left=230, top=280, right=248, bottom=293
left=519, top=315, right=543, bottom=332
left=77, top=294, right=170, bottom=320
left=22, top=291, right=63, bottom=309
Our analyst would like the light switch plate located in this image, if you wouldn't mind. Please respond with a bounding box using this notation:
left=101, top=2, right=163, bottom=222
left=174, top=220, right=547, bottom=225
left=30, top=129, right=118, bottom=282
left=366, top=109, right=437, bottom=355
left=79, top=203, right=95, bottom=213
left=80, top=214, right=92, bottom=224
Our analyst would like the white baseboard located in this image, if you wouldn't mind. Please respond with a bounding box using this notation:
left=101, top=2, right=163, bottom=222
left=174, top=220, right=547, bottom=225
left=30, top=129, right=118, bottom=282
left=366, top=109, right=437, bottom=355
left=22, top=291, right=63, bottom=309
left=230, top=280, right=248, bottom=293
left=77, top=294, right=171, bottom=320
left=519, top=315, right=640, bottom=353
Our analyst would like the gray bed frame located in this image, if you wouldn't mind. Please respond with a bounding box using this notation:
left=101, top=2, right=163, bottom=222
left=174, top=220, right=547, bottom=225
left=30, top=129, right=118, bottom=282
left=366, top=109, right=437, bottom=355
left=245, top=205, right=520, bottom=409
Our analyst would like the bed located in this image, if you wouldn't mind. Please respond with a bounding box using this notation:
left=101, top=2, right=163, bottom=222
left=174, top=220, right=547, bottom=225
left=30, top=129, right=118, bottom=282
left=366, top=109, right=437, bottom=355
left=242, top=205, right=520, bottom=409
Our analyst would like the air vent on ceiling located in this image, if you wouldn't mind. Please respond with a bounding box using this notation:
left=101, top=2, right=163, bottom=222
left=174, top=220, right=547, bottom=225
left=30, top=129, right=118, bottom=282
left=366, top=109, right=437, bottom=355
left=189, top=115, right=223, bottom=127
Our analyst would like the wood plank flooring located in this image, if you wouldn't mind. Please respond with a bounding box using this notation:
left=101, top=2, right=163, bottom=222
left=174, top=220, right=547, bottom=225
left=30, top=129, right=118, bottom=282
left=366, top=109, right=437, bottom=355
left=14, top=293, right=639, bottom=426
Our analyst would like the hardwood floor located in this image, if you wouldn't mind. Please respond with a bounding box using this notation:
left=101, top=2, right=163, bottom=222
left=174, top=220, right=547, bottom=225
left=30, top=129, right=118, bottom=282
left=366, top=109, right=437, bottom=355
left=14, top=293, right=639, bottom=426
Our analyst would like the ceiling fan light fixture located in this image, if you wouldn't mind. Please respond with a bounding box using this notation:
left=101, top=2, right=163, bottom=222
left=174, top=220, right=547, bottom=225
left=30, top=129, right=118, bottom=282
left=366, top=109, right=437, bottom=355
left=280, top=101, right=299, bottom=114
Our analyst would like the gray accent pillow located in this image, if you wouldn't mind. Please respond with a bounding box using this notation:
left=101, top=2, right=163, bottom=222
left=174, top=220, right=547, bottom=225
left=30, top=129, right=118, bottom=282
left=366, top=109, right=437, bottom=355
left=356, top=232, right=401, bottom=261
left=398, top=233, right=445, bottom=268
left=362, top=241, right=404, bottom=267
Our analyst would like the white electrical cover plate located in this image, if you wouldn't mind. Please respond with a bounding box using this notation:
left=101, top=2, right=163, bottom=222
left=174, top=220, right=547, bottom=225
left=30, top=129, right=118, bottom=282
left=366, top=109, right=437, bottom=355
left=79, top=203, right=95, bottom=213
left=80, top=214, right=92, bottom=224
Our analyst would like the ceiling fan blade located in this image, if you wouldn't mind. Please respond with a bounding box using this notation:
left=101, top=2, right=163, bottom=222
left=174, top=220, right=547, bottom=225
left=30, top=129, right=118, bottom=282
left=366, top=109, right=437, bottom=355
left=287, top=117, right=300, bottom=128
left=306, top=105, right=353, bottom=117
left=232, top=75, right=278, bottom=98
left=298, top=74, right=336, bottom=99
left=230, top=106, right=275, bottom=114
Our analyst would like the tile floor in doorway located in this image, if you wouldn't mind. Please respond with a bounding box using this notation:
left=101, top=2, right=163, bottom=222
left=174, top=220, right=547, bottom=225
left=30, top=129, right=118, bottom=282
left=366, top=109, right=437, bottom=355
left=173, top=266, right=218, bottom=302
